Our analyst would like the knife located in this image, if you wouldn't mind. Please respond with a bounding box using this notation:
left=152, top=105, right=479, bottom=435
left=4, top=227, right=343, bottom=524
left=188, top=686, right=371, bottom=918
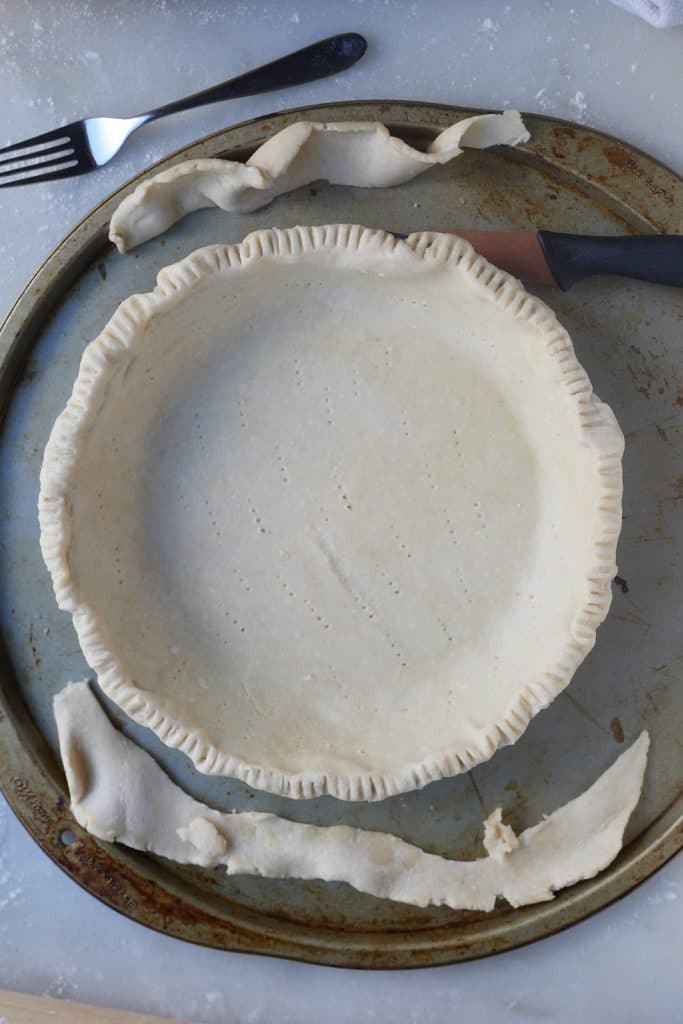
left=399, top=231, right=683, bottom=289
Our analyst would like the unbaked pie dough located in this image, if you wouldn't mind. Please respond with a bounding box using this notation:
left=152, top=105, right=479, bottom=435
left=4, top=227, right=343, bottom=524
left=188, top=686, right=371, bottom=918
left=54, top=681, right=649, bottom=912
left=39, top=225, right=624, bottom=799
left=108, top=112, right=530, bottom=252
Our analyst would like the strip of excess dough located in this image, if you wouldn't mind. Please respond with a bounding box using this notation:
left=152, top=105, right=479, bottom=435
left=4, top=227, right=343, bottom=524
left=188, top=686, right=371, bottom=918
left=56, top=682, right=649, bottom=913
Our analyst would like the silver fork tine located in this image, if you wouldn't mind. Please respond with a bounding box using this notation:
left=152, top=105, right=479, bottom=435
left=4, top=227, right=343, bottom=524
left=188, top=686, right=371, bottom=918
left=0, top=162, right=90, bottom=189
left=0, top=124, right=74, bottom=160
left=0, top=120, right=93, bottom=186
left=0, top=141, right=74, bottom=170
left=0, top=157, right=77, bottom=181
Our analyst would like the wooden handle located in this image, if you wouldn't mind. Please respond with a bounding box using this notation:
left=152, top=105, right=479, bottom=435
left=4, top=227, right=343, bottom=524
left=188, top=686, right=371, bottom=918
left=0, top=988, right=188, bottom=1024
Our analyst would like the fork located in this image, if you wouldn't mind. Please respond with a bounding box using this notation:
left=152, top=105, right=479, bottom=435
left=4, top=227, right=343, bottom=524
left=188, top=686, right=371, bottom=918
left=0, top=32, right=367, bottom=188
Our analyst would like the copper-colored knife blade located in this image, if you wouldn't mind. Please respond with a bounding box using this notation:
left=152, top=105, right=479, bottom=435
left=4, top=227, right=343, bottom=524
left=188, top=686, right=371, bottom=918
left=417, top=230, right=683, bottom=290
left=444, top=230, right=558, bottom=286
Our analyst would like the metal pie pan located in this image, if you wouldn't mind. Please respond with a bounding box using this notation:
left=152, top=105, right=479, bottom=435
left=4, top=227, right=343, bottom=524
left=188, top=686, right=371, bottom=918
left=0, top=100, right=681, bottom=968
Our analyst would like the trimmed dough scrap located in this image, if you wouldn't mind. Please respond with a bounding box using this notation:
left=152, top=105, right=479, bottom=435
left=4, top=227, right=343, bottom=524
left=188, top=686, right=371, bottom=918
left=54, top=681, right=649, bottom=912
left=108, top=111, right=530, bottom=251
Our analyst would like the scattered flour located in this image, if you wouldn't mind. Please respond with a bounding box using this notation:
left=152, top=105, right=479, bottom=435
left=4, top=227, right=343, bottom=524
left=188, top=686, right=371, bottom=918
left=647, top=883, right=679, bottom=906
left=0, top=801, right=26, bottom=915
left=42, top=967, right=79, bottom=1001
left=480, top=16, right=500, bottom=51
left=569, top=90, right=588, bottom=121
left=535, top=87, right=552, bottom=112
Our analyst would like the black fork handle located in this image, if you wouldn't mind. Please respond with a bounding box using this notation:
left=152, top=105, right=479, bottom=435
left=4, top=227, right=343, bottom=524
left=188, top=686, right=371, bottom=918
left=538, top=231, right=683, bottom=290
left=143, top=33, right=367, bottom=121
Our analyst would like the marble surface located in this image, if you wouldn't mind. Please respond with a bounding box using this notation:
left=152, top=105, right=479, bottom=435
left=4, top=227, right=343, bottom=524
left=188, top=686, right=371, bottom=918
left=0, top=1, right=681, bottom=1021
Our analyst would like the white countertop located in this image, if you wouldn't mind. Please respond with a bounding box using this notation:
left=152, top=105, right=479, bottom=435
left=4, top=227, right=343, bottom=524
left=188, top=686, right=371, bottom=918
left=0, top=2, right=681, bottom=1021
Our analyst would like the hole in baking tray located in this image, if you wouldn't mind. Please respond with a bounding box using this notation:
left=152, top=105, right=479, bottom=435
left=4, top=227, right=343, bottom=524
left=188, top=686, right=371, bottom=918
left=59, top=829, right=76, bottom=846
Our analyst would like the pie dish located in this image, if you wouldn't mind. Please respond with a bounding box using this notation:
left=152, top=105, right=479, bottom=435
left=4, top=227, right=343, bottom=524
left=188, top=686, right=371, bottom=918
left=39, top=225, right=624, bottom=800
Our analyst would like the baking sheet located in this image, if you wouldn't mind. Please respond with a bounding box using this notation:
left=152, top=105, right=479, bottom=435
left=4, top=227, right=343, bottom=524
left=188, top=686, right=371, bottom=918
left=0, top=101, right=681, bottom=967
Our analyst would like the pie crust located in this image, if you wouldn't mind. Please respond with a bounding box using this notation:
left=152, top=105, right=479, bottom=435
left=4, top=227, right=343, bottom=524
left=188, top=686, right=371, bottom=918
left=55, top=681, right=649, bottom=912
left=39, top=225, right=624, bottom=799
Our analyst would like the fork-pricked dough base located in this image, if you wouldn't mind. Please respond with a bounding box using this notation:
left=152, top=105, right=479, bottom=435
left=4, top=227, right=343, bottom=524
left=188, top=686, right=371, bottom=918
left=39, top=226, right=624, bottom=800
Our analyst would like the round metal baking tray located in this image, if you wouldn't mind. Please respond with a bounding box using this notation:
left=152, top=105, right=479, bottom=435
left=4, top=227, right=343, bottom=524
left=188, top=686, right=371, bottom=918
left=0, top=100, right=681, bottom=967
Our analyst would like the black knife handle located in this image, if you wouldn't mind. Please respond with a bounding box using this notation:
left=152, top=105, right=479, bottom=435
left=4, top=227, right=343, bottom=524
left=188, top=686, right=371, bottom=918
left=145, top=33, right=367, bottom=121
left=537, top=231, right=683, bottom=291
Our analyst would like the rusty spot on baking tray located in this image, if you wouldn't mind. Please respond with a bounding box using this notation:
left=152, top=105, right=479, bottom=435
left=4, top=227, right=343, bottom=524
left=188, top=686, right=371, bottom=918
left=604, top=144, right=630, bottom=170
left=495, top=151, right=640, bottom=234
left=503, top=778, right=528, bottom=815
left=18, top=363, right=38, bottom=387
left=610, top=717, right=625, bottom=744
left=552, top=124, right=576, bottom=139
left=27, top=623, right=41, bottom=672
left=626, top=344, right=658, bottom=399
